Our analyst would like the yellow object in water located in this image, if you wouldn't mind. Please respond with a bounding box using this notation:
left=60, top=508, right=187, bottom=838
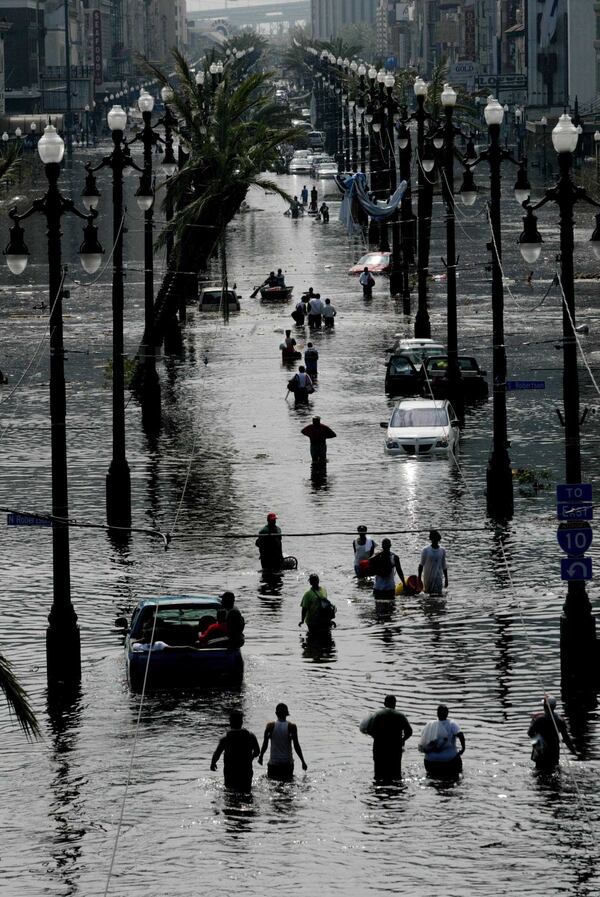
left=395, top=582, right=404, bottom=595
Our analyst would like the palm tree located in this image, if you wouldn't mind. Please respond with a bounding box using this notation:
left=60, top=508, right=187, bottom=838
left=142, top=52, right=301, bottom=348
left=0, top=651, right=40, bottom=739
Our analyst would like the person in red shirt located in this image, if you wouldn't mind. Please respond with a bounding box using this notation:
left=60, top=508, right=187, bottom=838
left=198, top=609, right=229, bottom=646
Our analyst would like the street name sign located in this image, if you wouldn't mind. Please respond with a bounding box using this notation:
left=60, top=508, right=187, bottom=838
left=560, top=557, right=593, bottom=581
left=7, top=513, right=52, bottom=526
left=506, top=380, right=545, bottom=390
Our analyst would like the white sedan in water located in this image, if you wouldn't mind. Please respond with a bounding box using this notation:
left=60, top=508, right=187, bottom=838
left=381, top=398, right=460, bottom=457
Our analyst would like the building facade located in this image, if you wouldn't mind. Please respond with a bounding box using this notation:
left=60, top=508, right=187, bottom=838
left=311, top=0, right=377, bottom=41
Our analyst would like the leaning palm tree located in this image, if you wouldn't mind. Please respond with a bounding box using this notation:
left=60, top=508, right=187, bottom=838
left=0, top=651, right=40, bottom=739
left=142, top=51, right=302, bottom=348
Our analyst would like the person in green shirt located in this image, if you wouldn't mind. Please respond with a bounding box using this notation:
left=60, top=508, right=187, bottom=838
left=256, top=512, right=284, bottom=571
left=299, top=574, right=335, bottom=633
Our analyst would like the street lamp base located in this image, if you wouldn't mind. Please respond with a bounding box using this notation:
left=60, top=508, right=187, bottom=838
left=140, top=365, right=162, bottom=435
left=47, top=622, right=81, bottom=686
left=486, top=454, right=514, bottom=520
left=560, top=610, right=599, bottom=702
left=389, top=267, right=402, bottom=297
left=106, top=459, right=132, bottom=530
left=414, top=306, right=431, bottom=339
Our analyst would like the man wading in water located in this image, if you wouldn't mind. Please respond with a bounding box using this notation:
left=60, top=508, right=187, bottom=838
left=258, top=703, right=308, bottom=781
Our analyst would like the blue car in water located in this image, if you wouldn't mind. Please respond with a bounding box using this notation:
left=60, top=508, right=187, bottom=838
left=118, top=595, right=243, bottom=691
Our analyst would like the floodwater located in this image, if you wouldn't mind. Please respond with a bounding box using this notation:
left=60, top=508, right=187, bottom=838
left=0, top=149, right=599, bottom=897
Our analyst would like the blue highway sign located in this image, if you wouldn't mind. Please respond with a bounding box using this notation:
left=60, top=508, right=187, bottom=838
left=505, top=380, right=545, bottom=390
left=557, top=526, right=593, bottom=556
left=7, top=513, right=52, bottom=527
left=557, top=503, right=593, bottom=521
left=561, top=557, right=593, bottom=581
left=556, top=483, right=592, bottom=503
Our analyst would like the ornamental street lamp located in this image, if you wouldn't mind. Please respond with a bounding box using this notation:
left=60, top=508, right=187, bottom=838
left=413, top=76, right=433, bottom=337
left=4, top=125, right=103, bottom=686
left=85, top=104, right=139, bottom=530
left=396, top=109, right=416, bottom=314
left=132, top=89, right=161, bottom=434
left=459, top=96, right=529, bottom=519
left=518, top=114, right=600, bottom=689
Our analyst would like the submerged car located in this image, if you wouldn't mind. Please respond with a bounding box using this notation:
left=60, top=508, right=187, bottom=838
left=348, top=251, right=391, bottom=275
left=381, top=398, right=460, bottom=456
left=118, top=595, right=243, bottom=690
left=424, top=355, right=489, bottom=400
left=314, top=160, right=338, bottom=179
left=198, top=287, right=240, bottom=311
left=384, top=353, right=422, bottom=395
left=392, top=338, right=446, bottom=370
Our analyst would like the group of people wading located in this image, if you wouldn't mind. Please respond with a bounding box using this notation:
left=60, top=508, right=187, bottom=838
left=210, top=693, right=575, bottom=791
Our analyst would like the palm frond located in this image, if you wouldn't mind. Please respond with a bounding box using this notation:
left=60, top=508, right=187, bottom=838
left=0, top=651, right=40, bottom=739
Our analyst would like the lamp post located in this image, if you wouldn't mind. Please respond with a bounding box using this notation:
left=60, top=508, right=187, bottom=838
left=385, top=71, right=402, bottom=297
left=437, top=83, right=463, bottom=418
left=518, top=113, right=600, bottom=689
left=85, top=104, right=137, bottom=530
left=540, top=116, right=548, bottom=181
left=4, top=125, right=103, bottom=686
left=460, top=96, right=529, bottom=519
left=414, top=76, right=432, bottom=338
left=397, top=110, right=415, bottom=314
left=595, top=130, right=600, bottom=184
left=134, top=90, right=161, bottom=434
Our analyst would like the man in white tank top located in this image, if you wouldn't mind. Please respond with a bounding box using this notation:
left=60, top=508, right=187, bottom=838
left=258, top=703, right=308, bottom=781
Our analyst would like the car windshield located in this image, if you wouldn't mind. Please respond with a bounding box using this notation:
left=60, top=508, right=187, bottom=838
left=389, top=356, right=415, bottom=374
left=390, top=408, right=449, bottom=428
left=131, top=603, right=219, bottom=636
left=359, top=254, right=387, bottom=265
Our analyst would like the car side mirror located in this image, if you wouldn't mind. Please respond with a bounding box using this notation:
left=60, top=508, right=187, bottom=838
left=115, top=616, right=129, bottom=629
left=450, top=420, right=460, bottom=427
left=481, top=369, right=487, bottom=376
left=380, top=421, right=388, bottom=428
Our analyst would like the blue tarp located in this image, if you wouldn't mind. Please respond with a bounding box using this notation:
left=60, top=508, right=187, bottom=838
left=335, top=172, right=407, bottom=235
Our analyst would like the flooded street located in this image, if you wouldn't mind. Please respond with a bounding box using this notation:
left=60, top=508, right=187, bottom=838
left=0, top=152, right=599, bottom=896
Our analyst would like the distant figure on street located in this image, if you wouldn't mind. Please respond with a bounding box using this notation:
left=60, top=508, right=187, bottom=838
left=418, top=704, right=465, bottom=778
left=301, top=416, right=337, bottom=465
left=310, top=185, right=318, bottom=212
left=302, top=287, right=315, bottom=302
left=304, top=342, right=318, bottom=380
left=370, top=538, right=406, bottom=598
left=290, top=196, right=301, bottom=219
left=258, top=702, right=308, bottom=780
left=322, top=298, right=336, bottom=329
left=299, top=573, right=336, bottom=633
left=210, top=710, right=260, bottom=791
left=359, top=266, right=375, bottom=299
left=528, top=696, right=576, bottom=770
left=319, top=202, right=329, bottom=222
left=280, top=329, right=298, bottom=362
left=256, top=513, right=284, bottom=572
left=353, top=525, right=376, bottom=577
left=360, top=695, right=413, bottom=781
left=289, top=366, right=313, bottom=405
left=220, top=591, right=245, bottom=647
left=292, top=298, right=307, bottom=326
left=526, top=270, right=534, bottom=285
left=301, top=185, right=309, bottom=205
left=418, top=529, right=448, bottom=595
left=275, top=268, right=286, bottom=287
left=266, top=270, right=277, bottom=287
left=307, top=294, right=324, bottom=330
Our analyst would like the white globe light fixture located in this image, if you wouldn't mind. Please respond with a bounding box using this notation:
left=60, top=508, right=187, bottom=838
left=107, top=105, right=127, bottom=132
left=196, top=70, right=205, bottom=86
left=484, top=96, right=504, bottom=126
left=15, top=127, right=21, bottom=138
left=38, top=124, right=65, bottom=164
left=138, top=91, right=154, bottom=114
left=441, top=83, right=457, bottom=107
left=377, top=69, right=385, bottom=84
left=357, top=64, right=366, bottom=77
left=384, top=72, right=395, bottom=89
left=413, top=76, right=428, bottom=98
left=161, top=85, right=174, bottom=103
left=552, top=113, right=578, bottom=154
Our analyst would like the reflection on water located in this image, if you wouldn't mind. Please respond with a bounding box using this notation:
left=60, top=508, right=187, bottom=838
left=0, top=158, right=599, bottom=896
